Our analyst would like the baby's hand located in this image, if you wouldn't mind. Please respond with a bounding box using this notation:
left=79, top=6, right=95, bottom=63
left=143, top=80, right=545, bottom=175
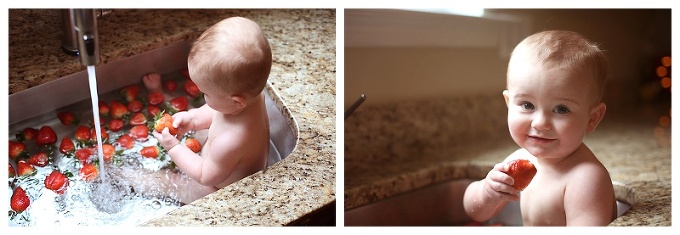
left=171, top=111, right=193, bottom=137
left=142, top=73, right=163, bottom=93
left=152, top=127, right=181, bottom=151
left=481, top=162, right=521, bottom=202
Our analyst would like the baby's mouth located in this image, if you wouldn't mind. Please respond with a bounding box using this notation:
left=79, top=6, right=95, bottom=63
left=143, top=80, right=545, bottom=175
left=527, top=135, right=555, bottom=143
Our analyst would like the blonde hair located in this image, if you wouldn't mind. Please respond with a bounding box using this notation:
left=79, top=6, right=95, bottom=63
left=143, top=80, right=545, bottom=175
left=188, top=17, right=272, bottom=98
left=508, top=30, right=608, bottom=103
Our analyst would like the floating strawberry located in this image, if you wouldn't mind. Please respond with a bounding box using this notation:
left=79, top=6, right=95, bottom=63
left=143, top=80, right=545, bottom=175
left=28, top=152, right=50, bottom=167
left=116, top=135, right=135, bottom=149
left=59, top=137, right=76, bottom=155
left=148, top=91, right=165, bottom=106
left=16, top=160, right=36, bottom=177
left=10, top=186, right=30, bottom=213
left=15, top=127, right=38, bottom=142
left=154, top=112, right=178, bottom=135
left=57, top=111, right=79, bottom=126
left=110, top=101, right=130, bottom=119
left=90, top=127, right=109, bottom=143
left=129, top=112, right=147, bottom=126
left=36, top=125, right=58, bottom=146
left=102, top=143, right=115, bottom=163
left=9, top=140, right=28, bottom=159
left=9, top=163, right=16, bottom=178
left=129, top=125, right=150, bottom=141
left=140, top=146, right=160, bottom=159
left=79, top=163, right=99, bottom=181
left=108, top=118, right=125, bottom=132
left=164, top=79, right=178, bottom=92
left=185, top=138, right=202, bottom=153
left=44, top=170, right=69, bottom=194
left=505, top=159, right=537, bottom=191
left=120, top=84, right=141, bottom=102
left=147, top=105, right=161, bottom=117
left=74, top=125, right=91, bottom=143
left=75, top=147, right=95, bottom=162
left=127, top=100, right=144, bottom=113
left=99, top=101, right=110, bottom=117
left=168, top=96, right=189, bottom=113
left=184, top=79, right=201, bottom=98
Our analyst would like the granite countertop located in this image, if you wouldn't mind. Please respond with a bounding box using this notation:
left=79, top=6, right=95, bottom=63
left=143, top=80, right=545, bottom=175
left=344, top=95, right=671, bottom=226
left=9, top=9, right=336, bottom=226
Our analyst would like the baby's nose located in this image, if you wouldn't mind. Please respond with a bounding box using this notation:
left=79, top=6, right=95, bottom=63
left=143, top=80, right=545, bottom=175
left=531, top=112, right=552, bottom=131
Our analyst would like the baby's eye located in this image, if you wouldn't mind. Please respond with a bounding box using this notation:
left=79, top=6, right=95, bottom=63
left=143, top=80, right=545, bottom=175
left=519, top=102, right=535, bottom=110
left=553, top=105, right=570, bottom=114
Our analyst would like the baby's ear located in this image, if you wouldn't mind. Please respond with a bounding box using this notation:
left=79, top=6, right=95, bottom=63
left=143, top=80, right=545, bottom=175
left=231, top=95, right=246, bottom=109
left=587, top=103, right=607, bottom=132
left=502, top=90, right=510, bottom=105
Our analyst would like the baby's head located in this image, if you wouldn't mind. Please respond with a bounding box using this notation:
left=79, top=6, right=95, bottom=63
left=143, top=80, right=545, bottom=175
left=507, top=30, right=607, bottom=105
left=188, top=17, right=272, bottom=100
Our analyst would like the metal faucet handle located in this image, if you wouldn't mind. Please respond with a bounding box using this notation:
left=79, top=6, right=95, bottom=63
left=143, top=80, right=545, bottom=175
left=71, top=9, right=100, bottom=66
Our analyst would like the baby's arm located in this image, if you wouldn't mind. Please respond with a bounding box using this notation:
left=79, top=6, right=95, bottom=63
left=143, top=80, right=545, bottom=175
left=563, top=165, right=616, bottom=226
left=463, top=161, right=522, bottom=222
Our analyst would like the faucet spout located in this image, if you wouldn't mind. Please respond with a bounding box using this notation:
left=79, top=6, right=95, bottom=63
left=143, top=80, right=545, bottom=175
left=71, top=9, right=100, bottom=66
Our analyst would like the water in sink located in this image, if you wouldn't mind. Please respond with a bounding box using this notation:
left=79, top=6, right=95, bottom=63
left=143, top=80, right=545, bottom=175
left=8, top=68, right=295, bottom=226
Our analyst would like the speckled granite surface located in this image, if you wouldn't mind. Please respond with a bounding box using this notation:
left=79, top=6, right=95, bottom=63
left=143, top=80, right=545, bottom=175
left=345, top=94, right=671, bottom=226
left=9, top=9, right=336, bottom=226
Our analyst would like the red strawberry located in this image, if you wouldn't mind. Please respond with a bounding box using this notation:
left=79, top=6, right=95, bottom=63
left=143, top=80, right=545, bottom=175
left=140, top=146, right=160, bottom=159
left=9, top=140, right=28, bottom=159
left=147, top=105, right=161, bottom=117
left=102, top=143, right=115, bottom=163
left=168, top=96, right=189, bottom=113
left=11, top=186, right=30, bottom=213
left=74, top=125, right=91, bottom=143
left=129, top=112, right=147, bottom=126
left=116, top=135, right=135, bottom=149
left=184, top=79, right=201, bottom=98
left=181, top=69, right=190, bottom=80
left=90, top=127, right=109, bottom=143
left=164, top=79, right=178, bottom=92
left=59, top=137, right=76, bottom=154
left=28, top=152, right=50, bottom=167
left=120, top=84, right=141, bottom=102
left=127, top=100, right=144, bottom=113
left=110, top=101, right=130, bottom=119
left=129, top=125, right=149, bottom=141
left=108, top=118, right=125, bottom=132
left=9, top=163, right=16, bottom=178
left=15, top=127, right=38, bottom=142
left=75, top=147, right=95, bottom=162
left=147, top=91, right=165, bottom=106
left=99, top=101, right=110, bottom=117
left=44, top=170, right=69, bottom=194
left=185, top=138, right=202, bottom=153
left=16, top=160, right=36, bottom=176
left=57, top=111, right=79, bottom=126
left=154, top=112, right=178, bottom=135
left=36, top=125, right=58, bottom=146
left=505, top=159, right=537, bottom=191
left=79, top=163, right=99, bottom=181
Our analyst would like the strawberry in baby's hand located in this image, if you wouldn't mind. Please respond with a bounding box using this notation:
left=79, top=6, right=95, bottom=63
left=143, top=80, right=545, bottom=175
left=154, top=112, right=178, bottom=135
left=505, top=159, right=537, bottom=191
left=11, top=186, right=30, bottom=213
left=44, top=170, right=69, bottom=194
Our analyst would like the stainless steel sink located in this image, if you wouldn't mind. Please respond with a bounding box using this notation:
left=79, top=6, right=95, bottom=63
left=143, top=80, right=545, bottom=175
left=8, top=41, right=298, bottom=226
left=344, top=179, right=635, bottom=226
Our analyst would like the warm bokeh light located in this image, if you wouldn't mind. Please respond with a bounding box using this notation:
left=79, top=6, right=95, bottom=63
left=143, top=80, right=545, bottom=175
left=660, top=77, right=671, bottom=88
left=661, top=56, right=671, bottom=67
left=659, top=115, right=671, bottom=128
left=656, top=66, right=668, bottom=77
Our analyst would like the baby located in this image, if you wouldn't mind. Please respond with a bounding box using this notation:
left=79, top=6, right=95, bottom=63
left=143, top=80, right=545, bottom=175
left=131, top=16, right=272, bottom=204
left=463, top=30, right=616, bottom=226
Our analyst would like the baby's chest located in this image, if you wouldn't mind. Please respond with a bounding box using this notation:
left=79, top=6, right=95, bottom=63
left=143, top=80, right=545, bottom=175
left=520, top=180, right=567, bottom=225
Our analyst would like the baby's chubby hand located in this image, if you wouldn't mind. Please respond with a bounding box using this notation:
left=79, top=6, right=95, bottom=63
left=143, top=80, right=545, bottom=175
left=170, top=111, right=194, bottom=137
left=481, top=162, right=522, bottom=202
left=152, top=127, right=181, bottom=152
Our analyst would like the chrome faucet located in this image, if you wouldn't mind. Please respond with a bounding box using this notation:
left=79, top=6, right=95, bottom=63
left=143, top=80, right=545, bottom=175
left=62, top=9, right=110, bottom=66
